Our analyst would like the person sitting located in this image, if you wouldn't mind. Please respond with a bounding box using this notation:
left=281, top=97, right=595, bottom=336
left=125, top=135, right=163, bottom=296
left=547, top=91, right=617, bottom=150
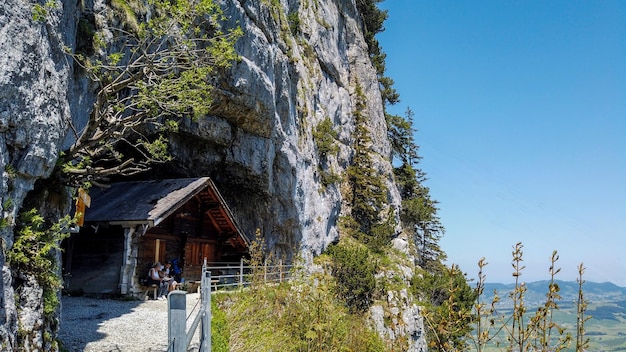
left=169, top=258, right=182, bottom=282
left=161, top=261, right=178, bottom=292
left=146, top=262, right=169, bottom=300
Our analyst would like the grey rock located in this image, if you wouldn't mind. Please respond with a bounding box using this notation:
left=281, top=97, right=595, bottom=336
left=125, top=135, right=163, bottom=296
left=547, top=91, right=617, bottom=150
left=0, top=0, right=426, bottom=349
left=0, top=0, right=75, bottom=348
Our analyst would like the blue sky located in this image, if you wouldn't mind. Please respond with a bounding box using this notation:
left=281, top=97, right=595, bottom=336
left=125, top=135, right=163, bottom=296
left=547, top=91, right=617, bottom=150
left=378, top=0, right=626, bottom=286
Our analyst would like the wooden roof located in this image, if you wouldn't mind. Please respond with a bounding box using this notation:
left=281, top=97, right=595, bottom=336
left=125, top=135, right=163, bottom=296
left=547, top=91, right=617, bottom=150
left=84, top=177, right=250, bottom=246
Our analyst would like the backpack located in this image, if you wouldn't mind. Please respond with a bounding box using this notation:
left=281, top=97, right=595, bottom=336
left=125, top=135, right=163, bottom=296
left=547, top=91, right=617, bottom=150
left=170, top=258, right=182, bottom=275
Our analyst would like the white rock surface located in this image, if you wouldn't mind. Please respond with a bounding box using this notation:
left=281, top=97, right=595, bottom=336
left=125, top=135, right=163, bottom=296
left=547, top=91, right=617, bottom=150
left=1, top=0, right=75, bottom=348
left=0, top=0, right=425, bottom=349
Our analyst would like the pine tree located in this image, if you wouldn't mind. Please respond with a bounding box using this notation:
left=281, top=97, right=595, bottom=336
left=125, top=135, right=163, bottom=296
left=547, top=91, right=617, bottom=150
left=356, top=0, right=399, bottom=105
left=345, top=84, right=391, bottom=249
left=387, top=108, right=421, bottom=165
left=388, top=108, right=446, bottom=270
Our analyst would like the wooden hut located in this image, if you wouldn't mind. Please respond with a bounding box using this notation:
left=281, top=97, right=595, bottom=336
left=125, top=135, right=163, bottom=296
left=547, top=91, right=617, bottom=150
left=62, top=177, right=250, bottom=296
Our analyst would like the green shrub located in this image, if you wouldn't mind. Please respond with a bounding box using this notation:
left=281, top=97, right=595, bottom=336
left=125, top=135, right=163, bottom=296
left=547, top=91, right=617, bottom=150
left=217, top=270, right=384, bottom=351
left=32, top=1, right=58, bottom=22
left=319, top=169, right=341, bottom=187
left=412, top=264, right=476, bottom=351
left=312, top=117, right=339, bottom=158
left=328, top=240, right=378, bottom=313
left=287, top=12, right=300, bottom=35
left=8, top=209, right=74, bottom=324
left=368, top=209, right=396, bottom=252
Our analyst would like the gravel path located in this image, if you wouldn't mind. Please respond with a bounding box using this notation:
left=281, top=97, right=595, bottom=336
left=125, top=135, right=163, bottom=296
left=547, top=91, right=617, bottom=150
left=59, top=293, right=203, bottom=352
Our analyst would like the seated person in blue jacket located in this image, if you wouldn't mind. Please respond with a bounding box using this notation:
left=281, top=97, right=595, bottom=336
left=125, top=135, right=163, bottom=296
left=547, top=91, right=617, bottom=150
left=146, top=262, right=170, bottom=300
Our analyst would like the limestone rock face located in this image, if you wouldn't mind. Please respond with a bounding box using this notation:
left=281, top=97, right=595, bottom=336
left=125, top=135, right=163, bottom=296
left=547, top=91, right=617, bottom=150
left=0, top=0, right=425, bottom=349
left=371, top=290, right=427, bottom=352
left=167, top=1, right=423, bottom=348
left=171, top=0, right=402, bottom=260
left=0, top=0, right=74, bottom=236
left=0, top=0, right=75, bottom=348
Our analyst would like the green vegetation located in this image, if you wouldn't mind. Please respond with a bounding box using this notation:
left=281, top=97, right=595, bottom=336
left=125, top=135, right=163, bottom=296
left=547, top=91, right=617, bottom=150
left=59, top=0, right=242, bottom=186
left=6, top=209, right=75, bottom=349
left=7, top=209, right=74, bottom=318
left=1, top=196, right=13, bottom=229
left=313, top=117, right=339, bottom=158
left=216, top=282, right=384, bottom=351
left=356, top=0, right=399, bottom=106
left=413, top=265, right=476, bottom=350
left=109, top=0, right=144, bottom=32
left=327, top=239, right=378, bottom=313
left=211, top=234, right=386, bottom=350
left=287, top=11, right=301, bottom=35
left=313, top=118, right=341, bottom=188
left=261, top=0, right=281, bottom=8
left=32, top=1, right=58, bottom=22
left=214, top=259, right=384, bottom=351
left=343, top=83, right=394, bottom=250
left=464, top=243, right=593, bottom=352
left=211, top=298, right=229, bottom=352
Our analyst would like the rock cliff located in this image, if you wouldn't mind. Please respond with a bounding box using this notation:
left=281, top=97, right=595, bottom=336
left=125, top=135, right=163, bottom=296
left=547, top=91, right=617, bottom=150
left=0, top=0, right=426, bottom=350
left=172, top=0, right=400, bottom=261
left=1, top=0, right=76, bottom=349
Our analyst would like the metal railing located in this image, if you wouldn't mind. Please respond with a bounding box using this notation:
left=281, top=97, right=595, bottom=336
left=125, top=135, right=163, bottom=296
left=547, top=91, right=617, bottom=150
left=184, top=258, right=295, bottom=291
left=167, top=260, right=212, bottom=352
left=167, top=259, right=296, bottom=351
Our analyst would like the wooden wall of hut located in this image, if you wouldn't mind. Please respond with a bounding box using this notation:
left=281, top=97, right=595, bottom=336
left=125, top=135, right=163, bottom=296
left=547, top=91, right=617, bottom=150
left=137, top=198, right=224, bottom=281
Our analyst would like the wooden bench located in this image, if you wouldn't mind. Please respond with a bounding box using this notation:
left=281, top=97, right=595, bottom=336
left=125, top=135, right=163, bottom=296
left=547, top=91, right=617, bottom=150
left=142, top=284, right=159, bottom=300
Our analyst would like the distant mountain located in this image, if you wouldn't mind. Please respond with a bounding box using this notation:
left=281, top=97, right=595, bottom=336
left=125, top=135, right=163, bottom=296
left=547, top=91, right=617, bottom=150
left=481, top=281, right=626, bottom=308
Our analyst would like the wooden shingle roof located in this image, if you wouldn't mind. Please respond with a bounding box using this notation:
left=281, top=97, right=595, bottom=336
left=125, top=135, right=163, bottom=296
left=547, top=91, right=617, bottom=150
left=84, top=177, right=250, bottom=246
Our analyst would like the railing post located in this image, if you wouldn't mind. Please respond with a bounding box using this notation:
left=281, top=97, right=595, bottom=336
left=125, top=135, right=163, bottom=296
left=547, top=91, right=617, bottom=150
left=168, top=291, right=187, bottom=352
left=239, top=257, right=244, bottom=290
left=200, top=261, right=211, bottom=352
left=264, top=258, right=267, bottom=285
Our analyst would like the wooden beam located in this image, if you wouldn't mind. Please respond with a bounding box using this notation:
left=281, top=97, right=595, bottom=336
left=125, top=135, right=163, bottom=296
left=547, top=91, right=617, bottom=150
left=205, top=210, right=222, bottom=233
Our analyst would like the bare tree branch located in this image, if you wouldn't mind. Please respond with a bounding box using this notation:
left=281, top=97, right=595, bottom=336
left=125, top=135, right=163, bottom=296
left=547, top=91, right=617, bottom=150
left=58, top=0, right=241, bottom=185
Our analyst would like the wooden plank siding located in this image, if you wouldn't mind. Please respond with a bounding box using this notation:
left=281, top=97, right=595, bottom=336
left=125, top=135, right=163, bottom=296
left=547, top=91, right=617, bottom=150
left=137, top=193, right=233, bottom=281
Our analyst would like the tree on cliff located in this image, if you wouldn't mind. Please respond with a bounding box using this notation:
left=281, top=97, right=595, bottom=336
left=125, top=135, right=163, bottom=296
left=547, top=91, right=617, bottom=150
left=344, top=84, right=394, bottom=251
left=387, top=108, right=476, bottom=349
left=388, top=108, right=446, bottom=271
left=356, top=0, right=399, bottom=106
left=59, top=0, right=241, bottom=186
